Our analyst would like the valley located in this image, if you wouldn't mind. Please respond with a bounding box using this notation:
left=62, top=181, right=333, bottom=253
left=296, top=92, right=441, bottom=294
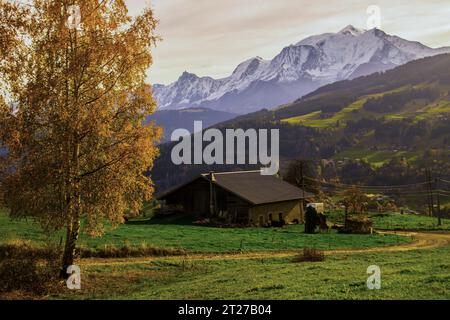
left=153, top=54, right=450, bottom=210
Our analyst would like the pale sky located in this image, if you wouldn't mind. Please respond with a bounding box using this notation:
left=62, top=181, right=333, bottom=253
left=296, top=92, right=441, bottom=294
left=124, top=0, right=450, bottom=85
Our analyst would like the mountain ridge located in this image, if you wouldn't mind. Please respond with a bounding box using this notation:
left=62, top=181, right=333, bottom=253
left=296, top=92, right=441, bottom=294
left=153, top=26, right=450, bottom=114
left=147, top=107, right=237, bottom=143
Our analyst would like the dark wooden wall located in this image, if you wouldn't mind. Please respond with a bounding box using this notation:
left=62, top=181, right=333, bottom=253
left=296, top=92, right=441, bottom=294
left=163, top=178, right=251, bottom=222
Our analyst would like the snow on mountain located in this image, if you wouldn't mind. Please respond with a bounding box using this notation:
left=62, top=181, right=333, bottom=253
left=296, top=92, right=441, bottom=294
left=153, top=72, right=222, bottom=109
left=153, top=26, right=450, bottom=114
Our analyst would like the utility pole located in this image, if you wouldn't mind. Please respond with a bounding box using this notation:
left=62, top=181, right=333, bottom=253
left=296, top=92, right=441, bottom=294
left=300, top=163, right=306, bottom=201
left=436, top=178, right=442, bottom=226
left=209, top=172, right=216, bottom=218
left=426, top=169, right=434, bottom=217
left=425, top=169, right=431, bottom=216
left=300, top=163, right=306, bottom=223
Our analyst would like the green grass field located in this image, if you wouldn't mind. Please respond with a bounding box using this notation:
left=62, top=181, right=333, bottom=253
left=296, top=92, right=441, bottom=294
left=279, top=87, right=411, bottom=129
left=1, top=209, right=450, bottom=300
left=332, top=148, right=419, bottom=168
left=327, top=211, right=450, bottom=231
left=413, top=100, right=450, bottom=121
left=56, top=245, right=450, bottom=300
left=426, top=100, right=450, bottom=113
left=281, top=98, right=369, bottom=128
left=0, top=211, right=410, bottom=253
left=281, top=111, right=323, bottom=125
left=280, top=85, right=450, bottom=129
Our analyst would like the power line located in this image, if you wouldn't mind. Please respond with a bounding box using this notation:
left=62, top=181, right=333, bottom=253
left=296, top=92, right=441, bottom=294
left=304, top=175, right=430, bottom=189
left=312, top=184, right=450, bottom=197
left=303, top=175, right=450, bottom=204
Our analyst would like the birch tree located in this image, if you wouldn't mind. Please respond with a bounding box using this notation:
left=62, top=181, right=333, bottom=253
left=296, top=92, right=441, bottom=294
left=0, top=0, right=162, bottom=269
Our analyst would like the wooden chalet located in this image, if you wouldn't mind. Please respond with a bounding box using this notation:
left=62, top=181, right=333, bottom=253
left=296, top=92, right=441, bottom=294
left=157, top=170, right=313, bottom=227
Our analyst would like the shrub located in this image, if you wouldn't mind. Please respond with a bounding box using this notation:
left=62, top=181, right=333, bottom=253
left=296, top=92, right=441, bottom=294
left=0, top=241, right=186, bottom=263
left=78, top=243, right=186, bottom=258
left=341, top=215, right=373, bottom=234
left=293, top=247, right=325, bottom=262
left=0, top=241, right=62, bottom=298
left=0, top=240, right=60, bottom=260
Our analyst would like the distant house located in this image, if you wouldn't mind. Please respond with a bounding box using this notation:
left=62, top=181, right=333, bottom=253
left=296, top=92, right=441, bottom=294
left=157, top=170, right=313, bottom=227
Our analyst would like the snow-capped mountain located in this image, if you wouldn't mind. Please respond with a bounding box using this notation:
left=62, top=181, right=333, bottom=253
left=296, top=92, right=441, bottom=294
left=153, top=25, right=450, bottom=114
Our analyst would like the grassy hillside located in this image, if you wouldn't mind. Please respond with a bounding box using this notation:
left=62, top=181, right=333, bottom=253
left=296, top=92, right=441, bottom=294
left=280, top=87, right=415, bottom=128
left=332, top=149, right=419, bottom=168
left=279, top=84, right=449, bottom=129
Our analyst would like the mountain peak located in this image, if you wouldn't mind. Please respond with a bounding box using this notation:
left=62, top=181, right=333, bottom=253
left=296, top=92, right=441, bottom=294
left=153, top=28, right=450, bottom=113
left=365, top=27, right=387, bottom=37
left=231, top=56, right=267, bottom=78
left=179, top=71, right=198, bottom=81
left=338, top=25, right=365, bottom=36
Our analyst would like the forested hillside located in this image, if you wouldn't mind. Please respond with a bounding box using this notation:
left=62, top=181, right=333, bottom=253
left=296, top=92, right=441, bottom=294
left=148, top=107, right=236, bottom=142
left=153, top=54, right=450, bottom=196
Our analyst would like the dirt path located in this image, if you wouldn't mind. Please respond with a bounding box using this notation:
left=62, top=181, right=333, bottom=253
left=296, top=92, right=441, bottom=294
left=80, top=231, right=450, bottom=267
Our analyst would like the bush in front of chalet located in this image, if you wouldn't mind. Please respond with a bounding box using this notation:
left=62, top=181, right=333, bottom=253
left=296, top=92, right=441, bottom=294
left=341, top=215, right=373, bottom=234
left=305, top=206, right=320, bottom=233
left=0, top=241, right=62, bottom=298
left=293, top=247, right=325, bottom=262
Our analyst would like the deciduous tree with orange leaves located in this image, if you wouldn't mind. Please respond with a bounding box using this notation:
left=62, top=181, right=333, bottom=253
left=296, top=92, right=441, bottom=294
left=0, top=0, right=162, bottom=271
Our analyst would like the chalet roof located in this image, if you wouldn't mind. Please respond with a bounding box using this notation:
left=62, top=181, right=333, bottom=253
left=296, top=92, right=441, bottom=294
left=158, top=170, right=314, bottom=205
